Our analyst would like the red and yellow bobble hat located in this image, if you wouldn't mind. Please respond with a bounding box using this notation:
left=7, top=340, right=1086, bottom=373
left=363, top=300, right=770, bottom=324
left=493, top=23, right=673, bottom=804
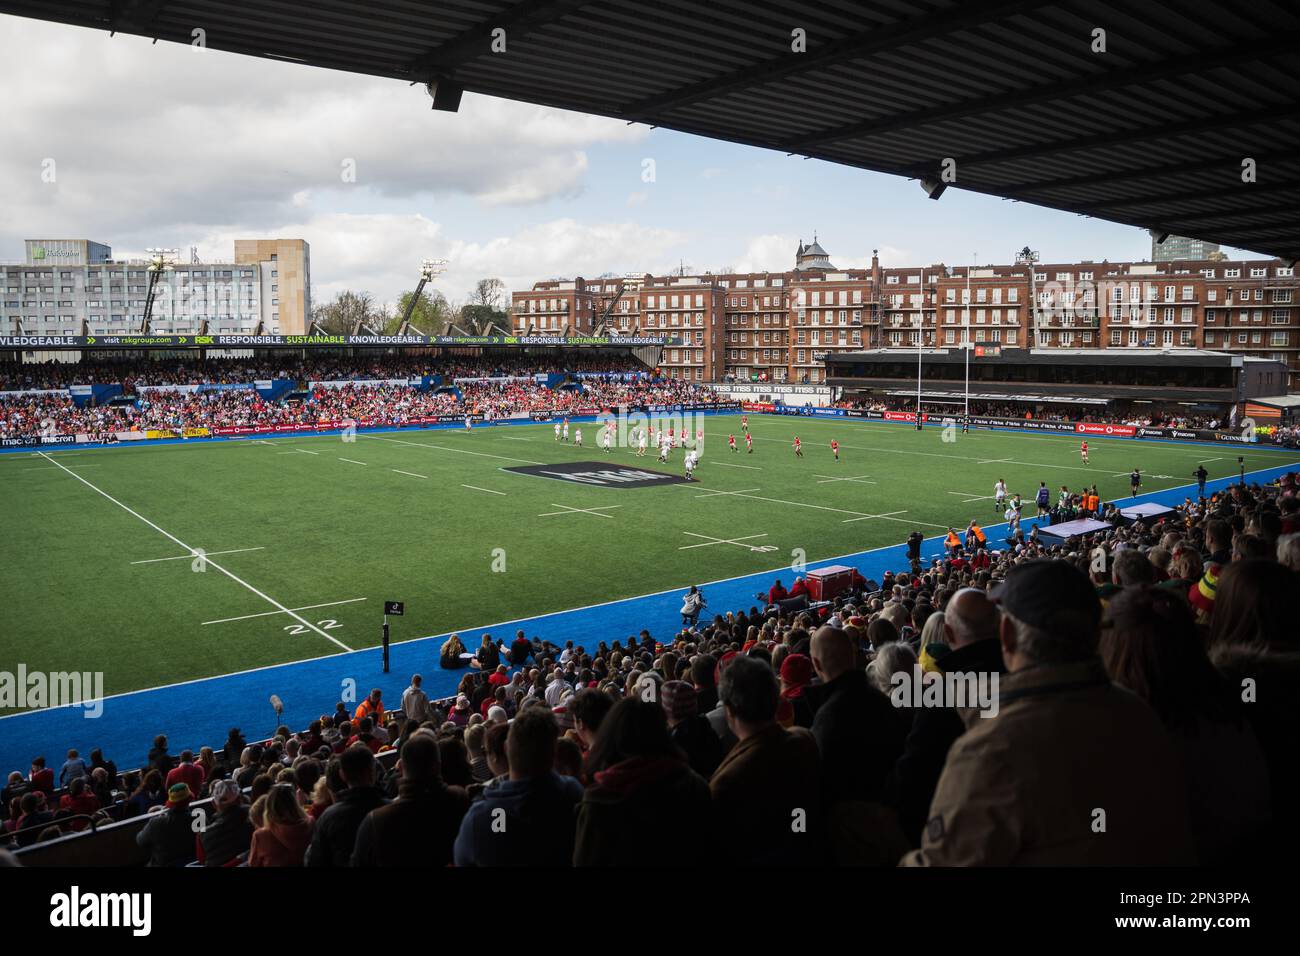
left=1188, top=562, right=1220, bottom=616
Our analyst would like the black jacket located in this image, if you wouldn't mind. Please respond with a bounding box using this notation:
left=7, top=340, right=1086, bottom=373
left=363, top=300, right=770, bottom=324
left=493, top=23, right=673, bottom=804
left=305, top=785, right=388, bottom=867
left=883, top=637, right=1006, bottom=846
left=810, top=670, right=906, bottom=806
left=136, top=804, right=196, bottom=866
left=199, top=804, right=253, bottom=866
left=574, top=757, right=711, bottom=866
left=350, top=779, right=470, bottom=867
left=669, top=715, right=725, bottom=779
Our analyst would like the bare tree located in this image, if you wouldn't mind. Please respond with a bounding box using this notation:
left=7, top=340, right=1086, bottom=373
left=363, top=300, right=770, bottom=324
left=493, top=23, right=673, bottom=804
left=469, top=277, right=507, bottom=311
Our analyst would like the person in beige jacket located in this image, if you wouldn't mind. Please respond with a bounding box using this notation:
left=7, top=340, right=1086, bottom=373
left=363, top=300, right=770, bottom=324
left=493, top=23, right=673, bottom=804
left=902, top=560, right=1194, bottom=866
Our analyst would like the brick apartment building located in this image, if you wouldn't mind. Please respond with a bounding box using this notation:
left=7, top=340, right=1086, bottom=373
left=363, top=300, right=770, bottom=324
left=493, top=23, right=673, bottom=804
left=512, top=238, right=1300, bottom=390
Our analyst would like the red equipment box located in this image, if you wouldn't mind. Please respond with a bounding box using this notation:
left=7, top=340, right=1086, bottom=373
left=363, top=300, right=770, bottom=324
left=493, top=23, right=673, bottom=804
left=806, top=565, right=855, bottom=602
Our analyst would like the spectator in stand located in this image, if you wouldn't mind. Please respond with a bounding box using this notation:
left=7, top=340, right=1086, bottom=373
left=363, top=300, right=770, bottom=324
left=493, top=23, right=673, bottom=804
left=136, top=783, right=197, bottom=867
left=1111, top=548, right=1156, bottom=589
left=249, top=783, right=315, bottom=867
left=1, top=773, right=28, bottom=813
left=28, top=757, right=54, bottom=796
left=453, top=706, right=584, bottom=866
left=166, top=750, right=205, bottom=798
left=709, top=655, right=821, bottom=866
left=902, top=560, right=1193, bottom=865
left=57, top=777, right=100, bottom=831
left=401, top=674, right=430, bottom=723
left=661, top=680, right=724, bottom=779
left=574, top=698, right=711, bottom=866
left=13, top=793, right=54, bottom=848
left=58, top=749, right=88, bottom=788
left=198, top=779, right=253, bottom=867
left=147, top=735, right=172, bottom=777
left=810, top=625, right=906, bottom=807
left=352, top=732, right=469, bottom=867
left=1207, top=558, right=1300, bottom=859
left=1101, top=587, right=1270, bottom=863
left=885, top=588, right=1005, bottom=847
left=354, top=688, right=384, bottom=724
left=569, top=688, right=615, bottom=755
left=305, top=745, right=387, bottom=867
left=125, top=770, right=166, bottom=817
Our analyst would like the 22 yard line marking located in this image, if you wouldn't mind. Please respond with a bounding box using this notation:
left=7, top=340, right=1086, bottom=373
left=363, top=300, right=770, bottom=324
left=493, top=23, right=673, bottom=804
left=392, top=469, right=428, bottom=479
left=338, top=458, right=367, bottom=465
left=462, top=484, right=506, bottom=495
left=202, top=597, right=368, bottom=626
left=815, top=474, right=876, bottom=484
left=132, top=546, right=266, bottom=565
left=36, top=452, right=353, bottom=652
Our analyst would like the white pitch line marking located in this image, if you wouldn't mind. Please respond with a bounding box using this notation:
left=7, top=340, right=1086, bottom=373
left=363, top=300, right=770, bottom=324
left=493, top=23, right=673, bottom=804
left=295, top=449, right=320, bottom=456
left=840, top=509, right=909, bottom=524
left=36, top=452, right=353, bottom=652
left=814, top=474, right=876, bottom=484
left=977, top=457, right=1014, bottom=465
left=693, top=487, right=762, bottom=498
left=132, top=546, right=266, bottom=566
left=359, top=433, right=543, bottom=465
left=338, top=457, right=368, bottom=465
left=392, top=469, right=429, bottom=479
left=201, top=597, right=368, bottom=626
left=710, top=461, right=763, bottom=470
left=462, top=483, right=506, bottom=495
left=538, top=503, right=622, bottom=518
left=680, top=532, right=776, bottom=552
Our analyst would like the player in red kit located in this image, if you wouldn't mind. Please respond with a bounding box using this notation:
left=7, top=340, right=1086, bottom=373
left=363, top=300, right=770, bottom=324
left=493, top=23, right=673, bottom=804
left=793, top=436, right=803, bottom=458
left=1080, top=440, right=1089, bottom=464
left=830, top=439, right=840, bottom=461
left=745, top=432, right=753, bottom=454
left=741, top=415, right=749, bottom=433
left=728, top=434, right=737, bottom=452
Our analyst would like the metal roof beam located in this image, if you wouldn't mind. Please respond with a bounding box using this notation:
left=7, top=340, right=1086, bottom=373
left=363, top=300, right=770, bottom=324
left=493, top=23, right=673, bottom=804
left=617, top=0, right=1054, bottom=118
left=405, top=0, right=592, bottom=79
left=898, top=105, right=1300, bottom=176
left=782, top=31, right=1300, bottom=151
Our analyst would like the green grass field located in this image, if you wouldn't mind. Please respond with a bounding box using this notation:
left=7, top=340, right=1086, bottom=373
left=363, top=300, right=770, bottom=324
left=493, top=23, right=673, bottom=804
left=2, top=414, right=1294, bottom=712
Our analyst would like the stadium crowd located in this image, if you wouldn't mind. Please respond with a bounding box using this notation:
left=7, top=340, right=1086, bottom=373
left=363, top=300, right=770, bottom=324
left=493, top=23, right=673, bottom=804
left=4, top=470, right=1297, bottom=866
left=0, top=352, right=646, bottom=392
left=843, top=396, right=1227, bottom=429
left=0, top=355, right=722, bottom=439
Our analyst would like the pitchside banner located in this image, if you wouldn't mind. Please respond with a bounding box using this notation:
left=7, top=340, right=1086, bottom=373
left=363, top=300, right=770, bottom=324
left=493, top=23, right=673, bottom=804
left=0, top=333, right=679, bottom=350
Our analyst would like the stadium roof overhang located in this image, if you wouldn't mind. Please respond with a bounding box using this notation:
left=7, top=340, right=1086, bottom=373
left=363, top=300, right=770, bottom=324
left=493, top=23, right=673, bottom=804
left=3, top=0, right=1298, bottom=264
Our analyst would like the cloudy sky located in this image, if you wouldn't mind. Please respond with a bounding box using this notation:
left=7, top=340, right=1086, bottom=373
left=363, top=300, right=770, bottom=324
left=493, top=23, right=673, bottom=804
left=0, top=15, right=1254, bottom=310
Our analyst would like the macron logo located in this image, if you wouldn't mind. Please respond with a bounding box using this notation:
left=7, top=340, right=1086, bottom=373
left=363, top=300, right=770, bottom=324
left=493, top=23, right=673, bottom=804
left=50, top=886, right=151, bottom=936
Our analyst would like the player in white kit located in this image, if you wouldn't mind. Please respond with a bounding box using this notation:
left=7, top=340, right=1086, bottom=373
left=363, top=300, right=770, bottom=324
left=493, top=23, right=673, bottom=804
left=684, top=450, right=698, bottom=481
left=562, top=419, right=570, bottom=442
left=574, top=427, right=583, bottom=447
left=602, top=428, right=612, bottom=454
left=638, top=430, right=648, bottom=457
left=554, top=421, right=562, bottom=441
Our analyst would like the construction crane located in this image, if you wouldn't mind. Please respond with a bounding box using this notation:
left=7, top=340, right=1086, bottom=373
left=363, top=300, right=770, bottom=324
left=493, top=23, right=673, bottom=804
left=397, top=258, right=448, bottom=335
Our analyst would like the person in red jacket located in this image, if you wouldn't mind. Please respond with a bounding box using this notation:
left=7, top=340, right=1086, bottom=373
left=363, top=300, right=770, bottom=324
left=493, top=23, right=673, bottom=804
left=28, top=757, right=54, bottom=796
left=788, top=577, right=810, bottom=599
left=768, top=579, right=789, bottom=604
left=166, top=750, right=206, bottom=798
left=58, top=777, right=101, bottom=831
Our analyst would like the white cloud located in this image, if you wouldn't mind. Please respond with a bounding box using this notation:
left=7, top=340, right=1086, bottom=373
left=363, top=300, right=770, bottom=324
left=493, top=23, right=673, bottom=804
left=0, top=17, right=647, bottom=251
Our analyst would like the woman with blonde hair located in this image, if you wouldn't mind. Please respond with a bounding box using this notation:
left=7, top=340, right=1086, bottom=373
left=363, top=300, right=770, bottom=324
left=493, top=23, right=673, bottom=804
left=248, top=784, right=314, bottom=867
left=441, top=632, right=469, bottom=669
